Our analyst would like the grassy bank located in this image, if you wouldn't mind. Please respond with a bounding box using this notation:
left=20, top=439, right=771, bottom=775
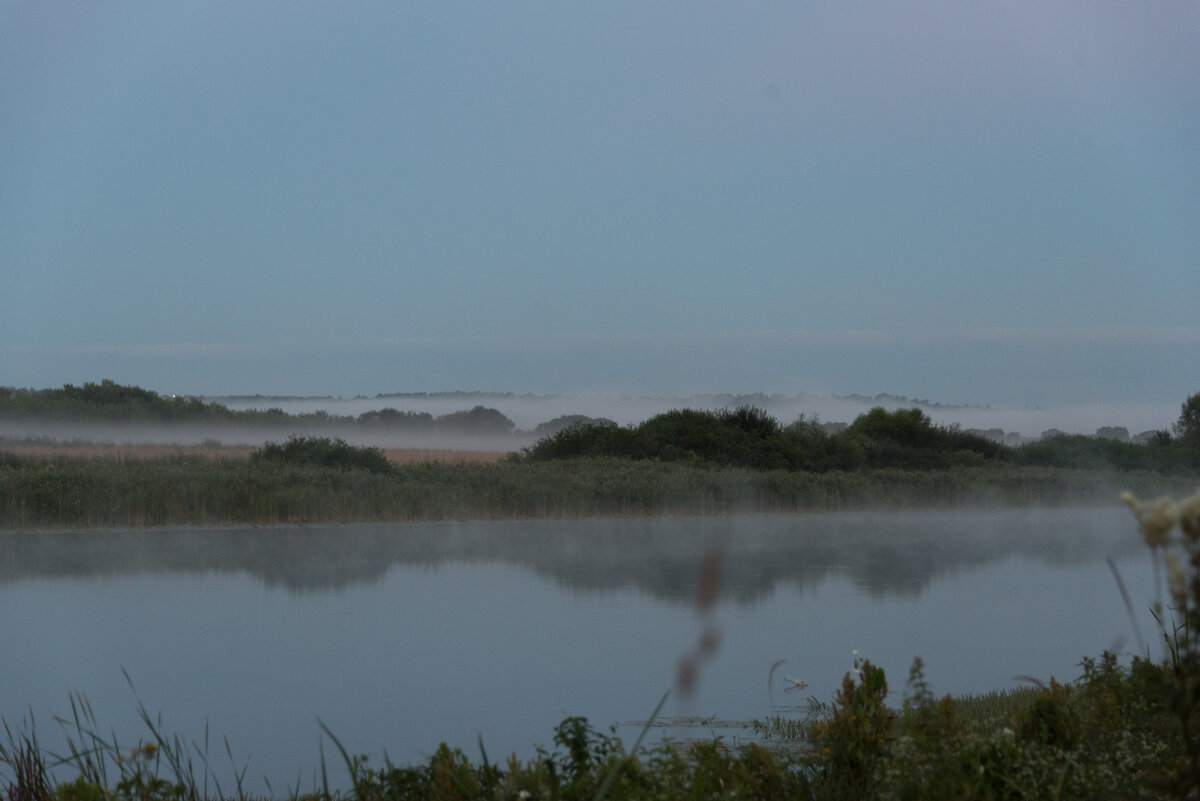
left=1, top=447, right=1196, bottom=528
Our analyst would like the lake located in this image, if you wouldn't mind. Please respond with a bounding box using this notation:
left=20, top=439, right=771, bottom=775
left=0, top=507, right=1157, bottom=794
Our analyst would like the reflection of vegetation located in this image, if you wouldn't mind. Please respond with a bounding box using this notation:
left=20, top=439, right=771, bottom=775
left=0, top=508, right=1150, bottom=601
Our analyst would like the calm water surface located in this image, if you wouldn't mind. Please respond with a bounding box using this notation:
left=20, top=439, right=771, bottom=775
left=1, top=508, right=1155, bottom=793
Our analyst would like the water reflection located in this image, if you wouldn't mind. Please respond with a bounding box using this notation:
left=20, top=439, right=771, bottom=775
left=0, top=507, right=1143, bottom=601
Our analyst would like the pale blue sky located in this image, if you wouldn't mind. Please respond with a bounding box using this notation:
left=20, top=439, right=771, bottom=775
left=2, top=2, right=1198, bottom=406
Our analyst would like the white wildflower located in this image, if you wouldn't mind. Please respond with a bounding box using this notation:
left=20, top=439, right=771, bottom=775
left=1123, top=491, right=1177, bottom=548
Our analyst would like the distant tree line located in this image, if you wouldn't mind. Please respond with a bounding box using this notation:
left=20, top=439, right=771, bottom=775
left=0, top=380, right=525, bottom=436
left=521, top=406, right=1005, bottom=471
left=0, top=380, right=228, bottom=422
left=522, top=394, right=1200, bottom=474
left=4, top=381, right=1198, bottom=474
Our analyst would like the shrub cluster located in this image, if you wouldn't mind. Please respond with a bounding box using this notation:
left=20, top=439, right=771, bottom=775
left=526, top=401, right=1200, bottom=474
left=524, top=406, right=1008, bottom=472
left=1013, top=431, right=1192, bottom=472
left=250, top=436, right=394, bottom=474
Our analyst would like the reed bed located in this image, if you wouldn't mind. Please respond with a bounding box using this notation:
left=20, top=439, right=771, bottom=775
left=0, top=449, right=1195, bottom=529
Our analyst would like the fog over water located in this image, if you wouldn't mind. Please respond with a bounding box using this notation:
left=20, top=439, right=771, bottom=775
left=0, top=509, right=1145, bottom=601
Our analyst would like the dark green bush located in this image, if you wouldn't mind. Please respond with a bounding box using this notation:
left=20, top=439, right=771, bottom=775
left=1015, top=433, right=1187, bottom=472
left=840, top=408, right=1006, bottom=470
left=1013, top=678, right=1077, bottom=750
left=523, top=421, right=637, bottom=460
left=525, top=406, right=802, bottom=470
left=632, top=408, right=750, bottom=465
left=355, top=408, right=434, bottom=428
left=523, top=403, right=1200, bottom=476
left=533, top=414, right=617, bottom=437
left=433, top=406, right=515, bottom=435
left=251, top=437, right=394, bottom=474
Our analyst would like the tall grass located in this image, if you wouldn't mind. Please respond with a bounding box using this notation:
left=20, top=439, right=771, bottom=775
left=1, top=448, right=1196, bottom=529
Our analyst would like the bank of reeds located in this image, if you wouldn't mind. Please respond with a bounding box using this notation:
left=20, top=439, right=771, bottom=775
left=1, top=450, right=1196, bottom=529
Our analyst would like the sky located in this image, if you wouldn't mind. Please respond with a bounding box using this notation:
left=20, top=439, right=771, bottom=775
left=2, top=2, right=1198, bottom=412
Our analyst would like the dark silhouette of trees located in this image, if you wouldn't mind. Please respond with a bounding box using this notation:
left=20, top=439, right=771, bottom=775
left=1175, top=393, right=1200, bottom=446
left=434, top=405, right=515, bottom=435
left=524, top=406, right=1007, bottom=472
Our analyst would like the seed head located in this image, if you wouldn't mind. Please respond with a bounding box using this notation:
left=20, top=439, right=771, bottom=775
left=1123, top=491, right=1177, bottom=549
left=1177, top=489, right=1200, bottom=544
left=1163, top=553, right=1187, bottom=606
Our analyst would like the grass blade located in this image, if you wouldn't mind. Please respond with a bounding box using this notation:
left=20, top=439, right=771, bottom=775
left=1107, top=556, right=1146, bottom=655
left=592, top=689, right=669, bottom=801
left=317, top=718, right=355, bottom=797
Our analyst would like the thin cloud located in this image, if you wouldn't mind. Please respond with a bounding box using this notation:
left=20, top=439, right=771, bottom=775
left=955, top=327, right=1200, bottom=345
left=4, top=325, right=1195, bottom=361
left=0, top=342, right=274, bottom=357
left=339, top=326, right=1200, bottom=349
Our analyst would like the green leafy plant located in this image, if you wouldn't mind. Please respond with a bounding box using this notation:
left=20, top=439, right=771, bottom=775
left=808, top=652, right=893, bottom=800
left=251, top=436, right=394, bottom=474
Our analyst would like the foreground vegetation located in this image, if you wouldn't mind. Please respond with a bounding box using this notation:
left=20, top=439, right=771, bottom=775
left=5, top=490, right=1200, bottom=800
